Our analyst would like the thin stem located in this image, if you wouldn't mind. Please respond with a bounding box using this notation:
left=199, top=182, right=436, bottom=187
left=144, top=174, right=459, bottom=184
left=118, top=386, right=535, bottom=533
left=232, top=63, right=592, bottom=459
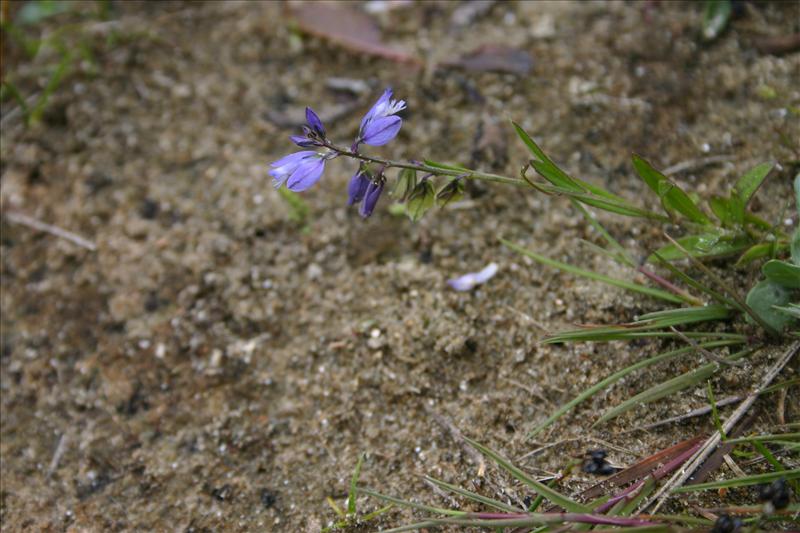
left=324, top=141, right=528, bottom=187
left=637, top=265, right=703, bottom=306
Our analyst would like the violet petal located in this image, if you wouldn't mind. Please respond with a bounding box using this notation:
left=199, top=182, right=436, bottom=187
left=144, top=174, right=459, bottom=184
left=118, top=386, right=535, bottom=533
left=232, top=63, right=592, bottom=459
left=447, top=263, right=498, bottom=291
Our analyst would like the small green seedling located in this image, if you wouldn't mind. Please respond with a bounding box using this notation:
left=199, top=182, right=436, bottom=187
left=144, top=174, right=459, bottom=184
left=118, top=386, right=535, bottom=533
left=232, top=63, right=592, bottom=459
left=323, top=454, right=392, bottom=532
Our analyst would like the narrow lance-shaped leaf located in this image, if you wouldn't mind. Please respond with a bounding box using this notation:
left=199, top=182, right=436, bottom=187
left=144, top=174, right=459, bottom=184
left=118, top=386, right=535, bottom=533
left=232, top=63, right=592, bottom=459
left=734, top=161, right=774, bottom=206
left=423, top=476, right=523, bottom=513
left=347, top=453, right=364, bottom=515
left=513, top=121, right=627, bottom=202
left=594, top=348, right=753, bottom=425
left=502, top=239, right=684, bottom=304
left=529, top=341, right=742, bottom=437
left=650, top=233, right=752, bottom=262
left=464, top=437, right=591, bottom=513
left=632, top=154, right=711, bottom=224
left=673, top=469, right=800, bottom=492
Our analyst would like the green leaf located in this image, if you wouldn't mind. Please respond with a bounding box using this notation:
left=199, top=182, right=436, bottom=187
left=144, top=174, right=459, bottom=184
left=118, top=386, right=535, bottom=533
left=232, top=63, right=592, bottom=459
left=792, top=228, right=800, bottom=266
left=464, top=438, right=590, bottom=513
left=736, top=242, right=776, bottom=267
left=405, top=181, right=435, bottom=222
left=347, top=454, right=364, bottom=515
left=709, top=195, right=745, bottom=227
left=773, top=303, right=800, bottom=320
left=513, top=121, right=625, bottom=201
left=435, top=178, right=464, bottom=207
left=734, top=161, right=773, bottom=206
left=632, top=154, right=710, bottom=224
left=650, top=233, right=751, bottom=262
left=532, top=176, right=668, bottom=221
left=763, top=259, right=800, bottom=289
left=673, top=469, right=800, bottom=492
left=594, top=348, right=752, bottom=425
left=702, top=0, right=732, bottom=41
left=745, top=280, right=795, bottom=332
left=529, top=340, right=742, bottom=437
left=423, top=476, right=523, bottom=513
left=502, top=239, right=684, bottom=303
left=391, top=168, right=417, bottom=202
left=636, top=305, right=731, bottom=328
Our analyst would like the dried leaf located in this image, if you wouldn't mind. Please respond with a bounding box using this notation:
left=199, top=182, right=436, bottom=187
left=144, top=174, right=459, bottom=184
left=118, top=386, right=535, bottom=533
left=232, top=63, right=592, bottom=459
left=290, top=3, right=421, bottom=65
left=442, top=44, right=533, bottom=75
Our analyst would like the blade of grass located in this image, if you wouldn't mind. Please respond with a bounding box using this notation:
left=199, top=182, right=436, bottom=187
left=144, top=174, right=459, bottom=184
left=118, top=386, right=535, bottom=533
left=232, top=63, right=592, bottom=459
left=672, top=469, right=800, bottom=492
left=347, top=453, right=364, bottom=515
left=581, top=436, right=706, bottom=500
left=646, top=341, right=798, bottom=512
left=735, top=161, right=774, bottom=206
left=594, top=348, right=753, bottom=426
left=379, top=521, right=440, bottom=533
left=358, top=486, right=466, bottom=516
left=543, top=327, right=745, bottom=344
left=464, top=437, right=590, bottom=513
left=529, top=340, right=741, bottom=437
left=502, top=239, right=684, bottom=304
left=326, top=496, right=345, bottom=519
left=636, top=305, right=731, bottom=328
left=423, top=475, right=523, bottom=513
left=723, top=433, right=800, bottom=445
left=428, top=513, right=660, bottom=528
left=531, top=178, right=670, bottom=220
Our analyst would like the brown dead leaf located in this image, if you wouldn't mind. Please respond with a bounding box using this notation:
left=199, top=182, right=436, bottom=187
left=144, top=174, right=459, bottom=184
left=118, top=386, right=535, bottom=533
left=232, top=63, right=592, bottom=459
left=441, top=44, right=533, bottom=75
left=289, top=2, right=421, bottom=66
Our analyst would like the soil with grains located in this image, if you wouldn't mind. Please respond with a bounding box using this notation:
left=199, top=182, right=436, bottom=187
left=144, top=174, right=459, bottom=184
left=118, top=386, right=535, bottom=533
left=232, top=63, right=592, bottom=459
left=1, top=1, right=798, bottom=531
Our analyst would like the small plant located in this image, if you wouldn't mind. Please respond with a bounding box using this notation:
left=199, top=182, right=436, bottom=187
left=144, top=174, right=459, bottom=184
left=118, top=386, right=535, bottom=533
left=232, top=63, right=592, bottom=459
left=1, top=0, right=110, bottom=125
left=270, top=88, right=798, bottom=529
left=322, top=454, right=392, bottom=532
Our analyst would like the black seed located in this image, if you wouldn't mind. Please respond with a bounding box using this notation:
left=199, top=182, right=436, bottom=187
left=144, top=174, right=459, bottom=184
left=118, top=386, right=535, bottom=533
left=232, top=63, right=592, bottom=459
left=759, top=478, right=791, bottom=510
left=711, top=514, right=741, bottom=533
left=139, top=198, right=160, bottom=219
left=597, top=463, right=617, bottom=476
left=260, top=488, right=277, bottom=508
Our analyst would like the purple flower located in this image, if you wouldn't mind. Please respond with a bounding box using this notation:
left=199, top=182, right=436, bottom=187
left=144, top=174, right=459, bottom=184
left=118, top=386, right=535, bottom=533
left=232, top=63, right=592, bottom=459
left=347, top=169, right=371, bottom=206
left=290, top=108, right=327, bottom=148
left=305, top=107, right=326, bottom=137
left=355, top=88, right=406, bottom=148
left=269, top=151, right=326, bottom=192
left=359, top=179, right=384, bottom=218
left=447, top=263, right=498, bottom=291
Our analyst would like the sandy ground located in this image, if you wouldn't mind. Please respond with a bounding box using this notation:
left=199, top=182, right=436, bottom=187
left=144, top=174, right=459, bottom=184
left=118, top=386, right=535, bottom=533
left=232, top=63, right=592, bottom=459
left=1, top=1, right=799, bottom=531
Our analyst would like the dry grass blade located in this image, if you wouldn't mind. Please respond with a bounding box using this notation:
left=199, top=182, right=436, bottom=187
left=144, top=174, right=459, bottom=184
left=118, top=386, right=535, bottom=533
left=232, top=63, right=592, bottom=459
left=5, top=211, right=97, bottom=251
left=643, top=340, right=799, bottom=512
left=580, top=436, right=705, bottom=500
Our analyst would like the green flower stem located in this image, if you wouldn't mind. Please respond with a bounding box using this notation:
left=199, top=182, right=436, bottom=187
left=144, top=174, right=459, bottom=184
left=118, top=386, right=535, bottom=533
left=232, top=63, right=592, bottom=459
left=326, top=142, right=528, bottom=187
